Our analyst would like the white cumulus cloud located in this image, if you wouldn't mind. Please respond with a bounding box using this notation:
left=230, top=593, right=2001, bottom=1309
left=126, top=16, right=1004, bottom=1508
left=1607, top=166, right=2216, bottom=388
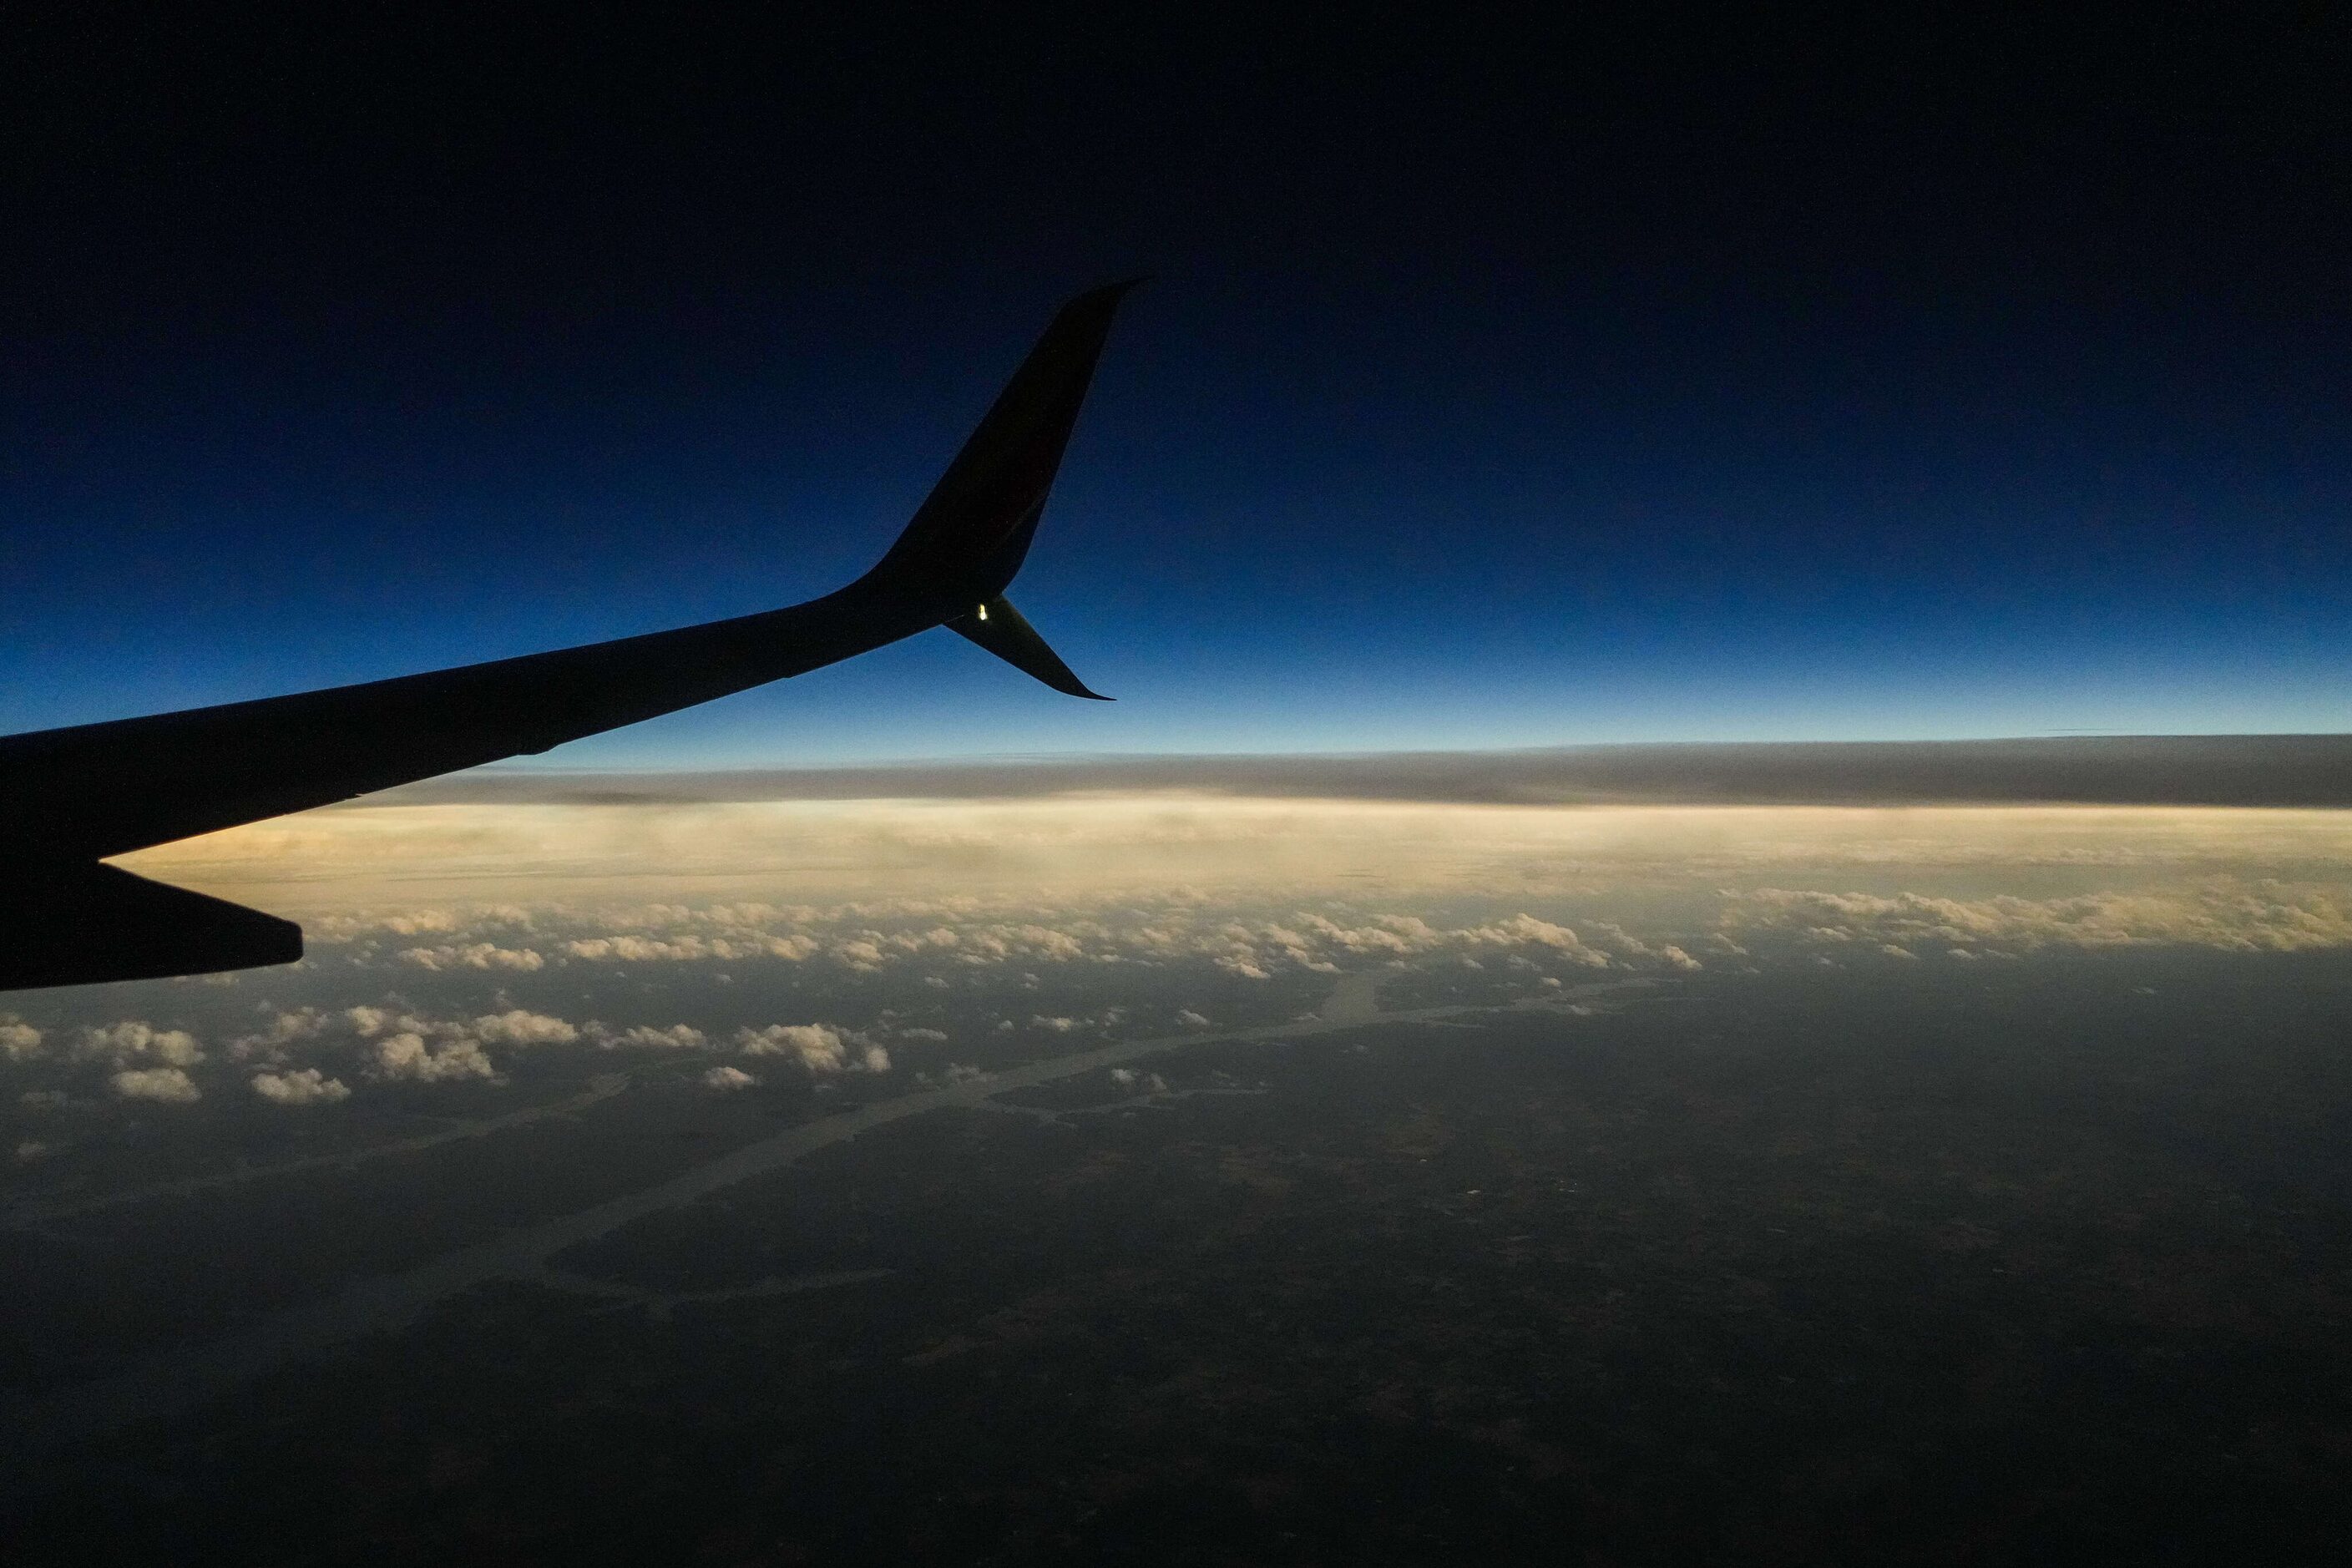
left=737, top=1023, right=852, bottom=1073
left=398, top=943, right=545, bottom=972
left=78, top=1021, right=205, bottom=1068
left=372, top=1033, right=498, bottom=1083
left=227, top=1008, right=332, bottom=1064
left=598, top=1023, right=708, bottom=1051
left=251, top=1068, right=352, bottom=1105
left=468, top=1010, right=578, bottom=1046
left=112, top=1066, right=200, bottom=1103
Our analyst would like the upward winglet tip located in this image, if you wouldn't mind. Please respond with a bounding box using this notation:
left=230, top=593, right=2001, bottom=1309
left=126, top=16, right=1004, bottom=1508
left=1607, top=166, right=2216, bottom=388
left=1074, top=276, right=1151, bottom=310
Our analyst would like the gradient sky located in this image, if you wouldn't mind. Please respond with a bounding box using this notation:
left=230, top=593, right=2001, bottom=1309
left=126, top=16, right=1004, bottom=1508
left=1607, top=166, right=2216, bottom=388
left=5, top=8, right=2346, bottom=766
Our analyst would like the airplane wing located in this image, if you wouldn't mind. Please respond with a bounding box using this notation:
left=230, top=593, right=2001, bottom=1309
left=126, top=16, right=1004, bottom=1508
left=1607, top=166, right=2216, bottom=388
left=0, top=280, right=1141, bottom=989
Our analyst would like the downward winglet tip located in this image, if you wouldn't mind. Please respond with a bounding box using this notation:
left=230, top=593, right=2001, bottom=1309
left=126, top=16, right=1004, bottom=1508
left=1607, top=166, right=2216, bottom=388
left=947, top=597, right=1111, bottom=703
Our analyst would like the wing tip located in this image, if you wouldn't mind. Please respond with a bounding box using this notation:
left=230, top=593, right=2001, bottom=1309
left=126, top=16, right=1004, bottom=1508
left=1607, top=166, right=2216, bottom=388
left=947, top=597, right=1112, bottom=702
left=1064, top=276, right=1151, bottom=314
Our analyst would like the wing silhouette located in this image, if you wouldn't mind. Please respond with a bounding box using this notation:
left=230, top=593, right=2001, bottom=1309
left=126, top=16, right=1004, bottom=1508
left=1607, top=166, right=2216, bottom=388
left=0, top=281, right=1140, bottom=989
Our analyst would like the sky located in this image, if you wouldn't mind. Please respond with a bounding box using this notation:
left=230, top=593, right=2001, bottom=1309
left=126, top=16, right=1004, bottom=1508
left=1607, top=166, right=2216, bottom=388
left=3, top=8, right=2347, bottom=765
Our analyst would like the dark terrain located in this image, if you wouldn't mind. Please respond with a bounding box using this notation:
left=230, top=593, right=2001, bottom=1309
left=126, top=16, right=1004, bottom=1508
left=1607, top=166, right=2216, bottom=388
left=8, top=953, right=2352, bottom=1564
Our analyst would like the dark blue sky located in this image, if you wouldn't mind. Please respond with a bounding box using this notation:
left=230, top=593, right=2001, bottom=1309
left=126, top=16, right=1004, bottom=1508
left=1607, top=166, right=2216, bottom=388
left=5, top=7, right=2346, bottom=764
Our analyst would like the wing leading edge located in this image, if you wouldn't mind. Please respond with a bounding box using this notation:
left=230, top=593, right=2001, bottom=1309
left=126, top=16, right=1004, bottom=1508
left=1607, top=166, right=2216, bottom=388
left=0, top=281, right=1141, bottom=989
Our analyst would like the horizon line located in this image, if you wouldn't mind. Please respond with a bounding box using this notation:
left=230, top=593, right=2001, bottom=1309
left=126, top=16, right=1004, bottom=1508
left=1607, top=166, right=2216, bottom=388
left=365, top=734, right=2352, bottom=812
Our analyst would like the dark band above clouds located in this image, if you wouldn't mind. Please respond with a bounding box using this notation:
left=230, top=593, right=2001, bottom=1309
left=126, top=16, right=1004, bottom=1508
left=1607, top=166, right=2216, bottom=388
left=379, top=736, right=2352, bottom=811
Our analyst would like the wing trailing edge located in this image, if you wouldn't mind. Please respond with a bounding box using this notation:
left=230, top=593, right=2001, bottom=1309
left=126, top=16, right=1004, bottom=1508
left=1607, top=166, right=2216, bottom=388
left=2, top=864, right=302, bottom=991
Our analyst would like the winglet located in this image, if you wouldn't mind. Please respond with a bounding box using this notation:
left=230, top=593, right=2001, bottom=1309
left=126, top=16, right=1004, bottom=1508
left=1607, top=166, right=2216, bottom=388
left=865, top=279, right=1143, bottom=609
left=946, top=596, right=1112, bottom=700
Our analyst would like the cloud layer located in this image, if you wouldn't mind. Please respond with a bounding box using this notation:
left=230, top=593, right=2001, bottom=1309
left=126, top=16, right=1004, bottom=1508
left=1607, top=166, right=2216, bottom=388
left=120, top=798, right=2352, bottom=923
left=6, top=802, right=2347, bottom=1134
left=1721, top=883, right=2352, bottom=957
